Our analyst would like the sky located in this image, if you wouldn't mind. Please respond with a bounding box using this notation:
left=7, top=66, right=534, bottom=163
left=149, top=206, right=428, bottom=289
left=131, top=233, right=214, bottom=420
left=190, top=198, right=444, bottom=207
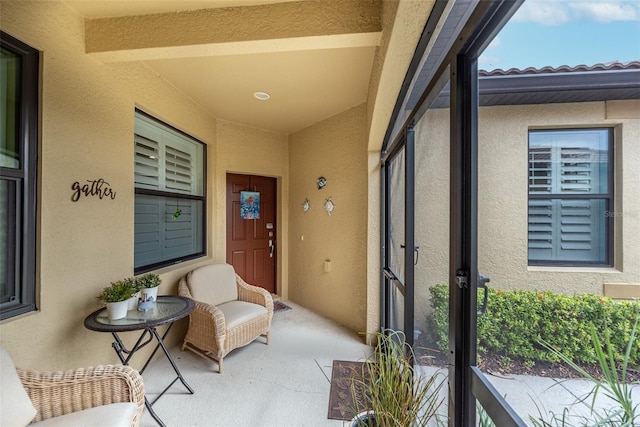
left=479, top=0, right=640, bottom=71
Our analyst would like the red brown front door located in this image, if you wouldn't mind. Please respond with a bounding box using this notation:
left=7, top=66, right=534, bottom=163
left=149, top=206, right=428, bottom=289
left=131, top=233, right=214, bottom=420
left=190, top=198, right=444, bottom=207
left=226, top=173, right=276, bottom=293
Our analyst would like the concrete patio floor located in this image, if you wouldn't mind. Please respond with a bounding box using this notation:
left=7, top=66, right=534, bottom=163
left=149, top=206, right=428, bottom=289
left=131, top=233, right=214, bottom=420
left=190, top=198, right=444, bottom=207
left=139, top=301, right=640, bottom=426
left=139, top=300, right=371, bottom=427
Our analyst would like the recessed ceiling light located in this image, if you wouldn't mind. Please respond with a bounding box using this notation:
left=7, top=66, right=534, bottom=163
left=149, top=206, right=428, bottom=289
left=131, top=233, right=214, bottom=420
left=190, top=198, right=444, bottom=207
left=253, top=91, right=270, bottom=100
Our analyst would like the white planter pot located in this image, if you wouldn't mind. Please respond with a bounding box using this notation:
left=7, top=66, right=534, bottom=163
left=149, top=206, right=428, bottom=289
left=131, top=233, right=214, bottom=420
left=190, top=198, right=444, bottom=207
left=106, top=300, right=129, bottom=320
left=128, top=292, right=140, bottom=310
left=140, top=287, right=158, bottom=302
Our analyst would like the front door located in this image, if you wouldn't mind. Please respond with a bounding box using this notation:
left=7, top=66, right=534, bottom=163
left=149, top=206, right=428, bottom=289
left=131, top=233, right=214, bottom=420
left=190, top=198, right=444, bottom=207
left=226, top=173, right=276, bottom=293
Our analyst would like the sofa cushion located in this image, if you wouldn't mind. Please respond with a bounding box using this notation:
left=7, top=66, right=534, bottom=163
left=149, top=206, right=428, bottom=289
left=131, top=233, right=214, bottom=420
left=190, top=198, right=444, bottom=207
left=218, top=300, right=268, bottom=329
left=188, top=263, right=238, bottom=306
left=31, top=402, right=138, bottom=427
left=0, top=348, right=37, bottom=427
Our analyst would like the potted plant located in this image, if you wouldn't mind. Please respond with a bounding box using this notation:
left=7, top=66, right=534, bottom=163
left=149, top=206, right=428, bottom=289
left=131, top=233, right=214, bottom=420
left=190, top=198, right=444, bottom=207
left=97, top=279, right=137, bottom=320
left=349, top=330, right=446, bottom=427
left=135, top=273, right=161, bottom=303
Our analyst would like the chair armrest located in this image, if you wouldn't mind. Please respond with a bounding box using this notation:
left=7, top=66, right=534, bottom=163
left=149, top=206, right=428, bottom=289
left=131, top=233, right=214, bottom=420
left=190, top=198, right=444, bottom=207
left=17, top=365, right=145, bottom=426
left=191, top=300, right=227, bottom=334
left=236, top=274, right=274, bottom=315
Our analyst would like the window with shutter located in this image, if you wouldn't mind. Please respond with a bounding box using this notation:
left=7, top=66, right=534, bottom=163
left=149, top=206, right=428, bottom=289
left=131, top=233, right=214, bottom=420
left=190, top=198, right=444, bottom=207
left=528, top=129, right=612, bottom=266
left=133, top=110, right=206, bottom=273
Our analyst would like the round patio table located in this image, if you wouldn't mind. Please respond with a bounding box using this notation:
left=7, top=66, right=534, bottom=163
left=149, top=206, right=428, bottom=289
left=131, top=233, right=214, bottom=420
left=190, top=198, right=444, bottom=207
left=84, top=295, right=195, bottom=427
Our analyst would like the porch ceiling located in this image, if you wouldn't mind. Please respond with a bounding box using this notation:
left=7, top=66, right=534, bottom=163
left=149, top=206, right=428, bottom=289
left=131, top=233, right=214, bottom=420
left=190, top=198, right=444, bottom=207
left=64, top=0, right=382, bottom=134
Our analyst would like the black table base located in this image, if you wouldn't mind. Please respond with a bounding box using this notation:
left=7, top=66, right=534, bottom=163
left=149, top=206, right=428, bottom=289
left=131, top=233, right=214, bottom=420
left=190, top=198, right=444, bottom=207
left=111, top=324, right=194, bottom=427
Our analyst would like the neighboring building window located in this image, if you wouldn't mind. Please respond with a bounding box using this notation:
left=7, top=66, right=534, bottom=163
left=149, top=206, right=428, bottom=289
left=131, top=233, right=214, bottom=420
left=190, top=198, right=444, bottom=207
left=1, top=32, right=38, bottom=320
left=528, top=128, right=613, bottom=266
left=134, top=110, right=206, bottom=273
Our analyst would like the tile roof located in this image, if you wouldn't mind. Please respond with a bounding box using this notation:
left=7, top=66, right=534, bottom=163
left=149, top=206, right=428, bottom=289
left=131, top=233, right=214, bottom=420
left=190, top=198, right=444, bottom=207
left=476, top=61, right=640, bottom=106
left=479, top=61, right=640, bottom=76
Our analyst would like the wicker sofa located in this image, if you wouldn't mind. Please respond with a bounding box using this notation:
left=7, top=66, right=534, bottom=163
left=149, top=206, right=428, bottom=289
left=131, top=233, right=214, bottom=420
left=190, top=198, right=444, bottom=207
left=1, top=347, right=145, bottom=427
left=179, top=263, right=274, bottom=373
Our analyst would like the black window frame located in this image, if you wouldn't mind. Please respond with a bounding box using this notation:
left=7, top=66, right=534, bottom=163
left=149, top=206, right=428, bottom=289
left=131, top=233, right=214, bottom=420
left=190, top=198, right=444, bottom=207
left=0, top=31, right=39, bottom=320
left=527, top=127, right=614, bottom=267
left=133, top=109, right=207, bottom=274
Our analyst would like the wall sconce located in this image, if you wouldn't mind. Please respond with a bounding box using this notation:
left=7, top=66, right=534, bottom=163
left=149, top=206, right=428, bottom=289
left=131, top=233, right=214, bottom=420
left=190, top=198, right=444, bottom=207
left=324, top=197, right=335, bottom=216
left=317, top=176, right=327, bottom=190
left=302, top=198, right=310, bottom=213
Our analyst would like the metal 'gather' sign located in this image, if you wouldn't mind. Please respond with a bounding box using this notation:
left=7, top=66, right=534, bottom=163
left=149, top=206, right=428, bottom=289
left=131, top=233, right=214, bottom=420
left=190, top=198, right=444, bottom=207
left=71, top=178, right=116, bottom=202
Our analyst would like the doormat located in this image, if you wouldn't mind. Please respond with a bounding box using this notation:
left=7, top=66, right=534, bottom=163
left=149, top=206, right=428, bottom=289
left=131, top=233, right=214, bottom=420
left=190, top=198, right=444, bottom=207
left=327, top=360, right=371, bottom=421
left=273, top=301, right=292, bottom=313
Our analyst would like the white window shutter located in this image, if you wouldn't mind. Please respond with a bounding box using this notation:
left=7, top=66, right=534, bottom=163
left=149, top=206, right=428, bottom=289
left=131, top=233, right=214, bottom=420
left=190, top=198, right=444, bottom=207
left=528, top=131, right=607, bottom=264
left=164, top=143, right=193, bottom=194
left=134, top=121, right=161, bottom=190
left=134, top=111, right=205, bottom=270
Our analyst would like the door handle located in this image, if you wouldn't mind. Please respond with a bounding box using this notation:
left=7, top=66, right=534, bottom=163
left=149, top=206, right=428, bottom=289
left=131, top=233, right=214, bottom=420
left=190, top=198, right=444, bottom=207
left=400, top=244, right=420, bottom=265
left=477, top=274, right=490, bottom=317
left=269, top=240, right=275, bottom=258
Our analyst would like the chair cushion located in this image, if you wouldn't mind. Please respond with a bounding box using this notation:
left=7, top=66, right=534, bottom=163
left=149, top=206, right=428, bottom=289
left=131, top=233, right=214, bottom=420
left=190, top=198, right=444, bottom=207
left=218, top=300, right=268, bottom=329
left=188, top=264, right=238, bottom=306
left=31, top=402, right=138, bottom=427
left=0, top=348, right=37, bottom=427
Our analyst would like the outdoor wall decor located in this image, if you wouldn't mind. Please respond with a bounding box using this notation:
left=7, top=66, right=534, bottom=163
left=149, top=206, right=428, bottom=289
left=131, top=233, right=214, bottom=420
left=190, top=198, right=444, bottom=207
left=172, top=207, right=182, bottom=220
left=324, top=197, right=335, bottom=216
left=302, top=198, right=310, bottom=213
left=316, top=176, right=327, bottom=190
left=71, top=178, right=116, bottom=202
left=240, top=191, right=260, bottom=219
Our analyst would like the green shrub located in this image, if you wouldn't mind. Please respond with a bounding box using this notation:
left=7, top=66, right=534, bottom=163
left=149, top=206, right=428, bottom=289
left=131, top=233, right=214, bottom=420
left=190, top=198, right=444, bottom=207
left=428, top=284, right=640, bottom=367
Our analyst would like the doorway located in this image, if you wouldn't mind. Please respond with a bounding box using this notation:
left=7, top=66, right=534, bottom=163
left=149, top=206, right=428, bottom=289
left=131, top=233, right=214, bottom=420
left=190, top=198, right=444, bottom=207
left=226, top=173, right=277, bottom=294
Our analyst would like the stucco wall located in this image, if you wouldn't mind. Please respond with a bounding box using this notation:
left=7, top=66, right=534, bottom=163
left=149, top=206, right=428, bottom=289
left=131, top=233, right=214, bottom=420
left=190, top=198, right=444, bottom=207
left=289, top=104, right=369, bottom=333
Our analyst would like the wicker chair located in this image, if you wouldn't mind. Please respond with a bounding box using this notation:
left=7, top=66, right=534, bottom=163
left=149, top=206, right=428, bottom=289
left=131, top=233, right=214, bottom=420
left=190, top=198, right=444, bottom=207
left=179, top=263, right=274, bottom=373
left=1, top=347, right=145, bottom=427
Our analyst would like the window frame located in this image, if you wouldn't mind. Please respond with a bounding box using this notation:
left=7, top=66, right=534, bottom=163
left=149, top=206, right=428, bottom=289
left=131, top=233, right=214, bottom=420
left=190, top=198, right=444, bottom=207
left=527, top=127, right=614, bottom=267
left=133, top=109, right=207, bottom=274
left=0, top=31, right=39, bottom=320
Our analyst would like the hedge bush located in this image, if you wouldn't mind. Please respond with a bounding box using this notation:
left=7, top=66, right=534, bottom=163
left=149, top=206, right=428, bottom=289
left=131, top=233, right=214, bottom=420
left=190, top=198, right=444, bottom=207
left=428, top=284, right=640, bottom=367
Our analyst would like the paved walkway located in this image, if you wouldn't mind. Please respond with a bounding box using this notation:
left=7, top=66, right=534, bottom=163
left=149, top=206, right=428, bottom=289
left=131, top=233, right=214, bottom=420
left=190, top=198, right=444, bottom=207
left=417, top=365, right=640, bottom=425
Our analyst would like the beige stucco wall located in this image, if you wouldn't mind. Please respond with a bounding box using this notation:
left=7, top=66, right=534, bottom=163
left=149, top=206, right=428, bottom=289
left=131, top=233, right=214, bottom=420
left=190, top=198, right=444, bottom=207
left=288, top=104, right=369, bottom=333
left=412, top=100, right=639, bottom=335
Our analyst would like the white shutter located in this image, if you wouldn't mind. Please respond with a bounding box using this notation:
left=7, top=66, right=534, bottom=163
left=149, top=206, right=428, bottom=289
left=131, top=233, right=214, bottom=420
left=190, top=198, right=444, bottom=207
left=134, top=195, right=162, bottom=268
left=528, top=147, right=554, bottom=259
left=529, top=131, right=607, bottom=263
left=165, top=143, right=193, bottom=194
left=134, top=114, right=200, bottom=195
left=134, top=111, right=205, bottom=269
left=560, top=146, right=595, bottom=193
left=557, top=146, right=600, bottom=260
left=528, top=199, right=553, bottom=256
left=134, top=121, right=161, bottom=190
left=528, top=147, right=552, bottom=193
